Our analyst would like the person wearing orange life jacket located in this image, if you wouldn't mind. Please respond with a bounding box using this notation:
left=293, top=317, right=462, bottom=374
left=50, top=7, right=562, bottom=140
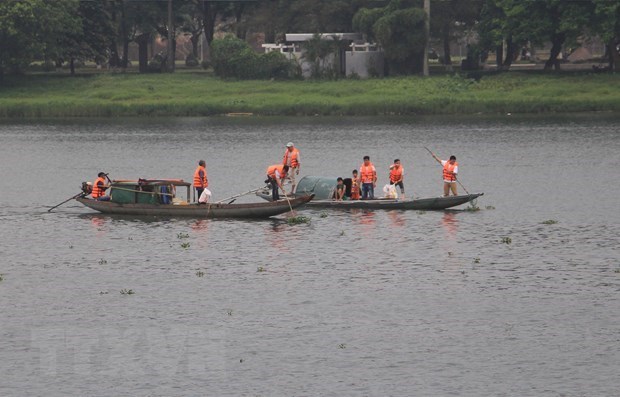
left=193, top=160, right=208, bottom=201
left=388, top=159, right=405, bottom=199
left=282, top=142, right=301, bottom=194
left=266, top=164, right=289, bottom=201
left=91, top=172, right=111, bottom=201
left=350, top=169, right=360, bottom=200
left=430, top=152, right=459, bottom=196
left=358, top=155, right=377, bottom=199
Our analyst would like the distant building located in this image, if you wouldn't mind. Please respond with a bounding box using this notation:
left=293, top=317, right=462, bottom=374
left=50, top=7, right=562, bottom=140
left=262, top=33, right=384, bottom=79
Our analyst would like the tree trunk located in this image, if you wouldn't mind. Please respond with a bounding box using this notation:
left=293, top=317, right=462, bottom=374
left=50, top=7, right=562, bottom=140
left=544, top=32, right=565, bottom=71
left=234, top=4, right=246, bottom=39
left=121, top=36, right=129, bottom=69
left=609, top=40, right=620, bottom=72
left=191, top=35, right=199, bottom=59
left=441, top=21, right=452, bottom=70
left=502, top=36, right=516, bottom=70
left=201, top=1, right=217, bottom=62
left=136, top=33, right=150, bottom=73
left=120, top=0, right=128, bottom=70
left=108, top=44, right=120, bottom=68
left=495, top=44, right=503, bottom=70
left=70, top=58, right=75, bottom=75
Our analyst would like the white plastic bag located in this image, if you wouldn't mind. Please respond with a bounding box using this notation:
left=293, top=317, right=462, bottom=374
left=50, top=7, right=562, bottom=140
left=198, top=188, right=212, bottom=203
left=382, top=184, right=398, bottom=199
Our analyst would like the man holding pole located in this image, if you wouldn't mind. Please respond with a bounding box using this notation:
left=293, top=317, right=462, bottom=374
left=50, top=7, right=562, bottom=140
left=266, top=164, right=289, bottom=201
left=429, top=151, right=459, bottom=196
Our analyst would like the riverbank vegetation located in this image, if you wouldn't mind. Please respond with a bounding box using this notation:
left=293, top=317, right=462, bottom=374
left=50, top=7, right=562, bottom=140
left=0, top=71, right=618, bottom=118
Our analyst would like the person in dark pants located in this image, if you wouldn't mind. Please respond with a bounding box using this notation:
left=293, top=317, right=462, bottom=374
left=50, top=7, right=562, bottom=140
left=193, top=160, right=208, bottom=201
left=266, top=164, right=289, bottom=201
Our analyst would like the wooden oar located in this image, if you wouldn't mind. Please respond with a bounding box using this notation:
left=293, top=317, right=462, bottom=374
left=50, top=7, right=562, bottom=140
left=424, top=146, right=471, bottom=195
left=47, top=192, right=83, bottom=212
left=215, top=187, right=266, bottom=204
left=279, top=185, right=294, bottom=212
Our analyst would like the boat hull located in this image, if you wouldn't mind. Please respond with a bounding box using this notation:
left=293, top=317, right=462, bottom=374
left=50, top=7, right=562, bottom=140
left=76, top=195, right=313, bottom=218
left=257, top=192, right=483, bottom=210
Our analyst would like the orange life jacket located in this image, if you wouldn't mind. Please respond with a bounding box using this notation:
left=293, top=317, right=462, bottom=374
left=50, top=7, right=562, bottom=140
left=360, top=163, right=375, bottom=184
left=91, top=177, right=107, bottom=198
left=443, top=161, right=458, bottom=181
left=389, top=165, right=403, bottom=183
left=267, top=164, right=287, bottom=179
left=193, top=165, right=208, bottom=188
left=282, top=148, right=300, bottom=167
left=350, top=178, right=360, bottom=200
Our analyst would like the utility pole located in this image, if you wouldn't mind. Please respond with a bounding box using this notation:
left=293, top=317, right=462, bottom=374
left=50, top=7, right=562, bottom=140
left=423, top=0, right=430, bottom=76
left=167, top=0, right=175, bottom=72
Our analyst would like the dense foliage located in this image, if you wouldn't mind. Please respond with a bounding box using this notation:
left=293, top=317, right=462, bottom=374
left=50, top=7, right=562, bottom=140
left=0, top=0, right=618, bottom=77
left=211, top=36, right=295, bottom=79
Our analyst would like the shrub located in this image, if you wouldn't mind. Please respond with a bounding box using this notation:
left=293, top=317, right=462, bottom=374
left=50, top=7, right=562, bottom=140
left=211, top=36, right=295, bottom=79
left=185, top=54, right=199, bottom=67
left=148, top=52, right=166, bottom=73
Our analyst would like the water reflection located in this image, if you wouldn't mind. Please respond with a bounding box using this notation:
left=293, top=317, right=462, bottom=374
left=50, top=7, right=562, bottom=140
left=441, top=212, right=458, bottom=237
left=265, top=219, right=290, bottom=252
left=387, top=210, right=406, bottom=228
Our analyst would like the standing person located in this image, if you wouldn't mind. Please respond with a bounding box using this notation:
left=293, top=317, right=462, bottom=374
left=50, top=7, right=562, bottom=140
left=430, top=152, right=459, bottom=196
left=266, top=164, right=289, bottom=201
left=91, top=172, right=111, bottom=201
left=358, top=155, right=377, bottom=199
left=193, top=160, right=208, bottom=201
left=388, top=159, right=405, bottom=199
left=282, top=142, right=301, bottom=195
left=350, top=170, right=360, bottom=200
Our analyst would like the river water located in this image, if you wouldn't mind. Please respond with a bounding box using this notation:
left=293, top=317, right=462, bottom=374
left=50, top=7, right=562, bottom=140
left=0, top=115, right=619, bottom=396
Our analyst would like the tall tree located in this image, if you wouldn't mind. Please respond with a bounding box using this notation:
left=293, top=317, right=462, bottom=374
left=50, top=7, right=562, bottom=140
left=591, top=0, right=620, bottom=71
left=353, top=0, right=427, bottom=75
left=430, top=0, right=482, bottom=68
left=0, top=0, right=81, bottom=76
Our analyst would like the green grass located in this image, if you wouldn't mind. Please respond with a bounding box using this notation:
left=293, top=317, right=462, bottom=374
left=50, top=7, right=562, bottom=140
left=1, top=71, right=619, bottom=117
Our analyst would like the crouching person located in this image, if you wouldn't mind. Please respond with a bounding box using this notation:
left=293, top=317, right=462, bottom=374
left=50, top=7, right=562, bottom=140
left=266, top=164, right=289, bottom=201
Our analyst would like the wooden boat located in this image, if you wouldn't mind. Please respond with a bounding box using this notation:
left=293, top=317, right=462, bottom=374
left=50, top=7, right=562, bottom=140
left=257, top=176, right=483, bottom=211
left=76, top=179, right=313, bottom=218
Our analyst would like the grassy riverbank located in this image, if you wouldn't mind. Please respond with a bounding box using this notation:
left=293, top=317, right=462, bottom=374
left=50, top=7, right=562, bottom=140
left=1, top=71, right=619, bottom=117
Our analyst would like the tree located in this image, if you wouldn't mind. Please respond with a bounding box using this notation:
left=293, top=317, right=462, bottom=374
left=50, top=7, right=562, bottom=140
left=591, top=0, right=620, bottom=71
left=0, top=0, right=81, bottom=76
left=478, top=0, right=594, bottom=71
left=53, top=1, right=115, bottom=74
left=353, top=0, right=427, bottom=75
left=430, top=0, right=483, bottom=68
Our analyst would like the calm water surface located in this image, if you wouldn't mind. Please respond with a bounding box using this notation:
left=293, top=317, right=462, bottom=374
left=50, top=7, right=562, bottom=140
left=0, top=115, right=619, bottom=396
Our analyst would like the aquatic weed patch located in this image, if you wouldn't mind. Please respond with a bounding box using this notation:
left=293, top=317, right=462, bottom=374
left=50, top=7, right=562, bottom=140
left=287, top=215, right=311, bottom=225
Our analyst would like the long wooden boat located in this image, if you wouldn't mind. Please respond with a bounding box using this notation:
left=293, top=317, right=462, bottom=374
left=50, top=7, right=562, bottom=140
left=257, top=176, right=483, bottom=211
left=76, top=179, right=313, bottom=218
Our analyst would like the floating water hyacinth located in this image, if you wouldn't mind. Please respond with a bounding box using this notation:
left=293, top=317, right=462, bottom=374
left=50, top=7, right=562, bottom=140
left=120, top=289, right=134, bottom=295
left=181, top=242, right=190, bottom=249
left=287, top=215, right=310, bottom=225
left=177, top=232, right=190, bottom=239
left=501, top=237, right=512, bottom=244
left=541, top=219, right=558, bottom=225
left=196, top=270, right=205, bottom=277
